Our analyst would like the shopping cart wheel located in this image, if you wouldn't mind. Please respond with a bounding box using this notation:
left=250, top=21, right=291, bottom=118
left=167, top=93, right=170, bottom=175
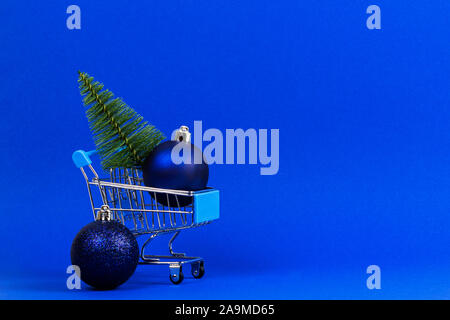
left=191, top=261, right=205, bottom=279
left=169, top=265, right=184, bottom=285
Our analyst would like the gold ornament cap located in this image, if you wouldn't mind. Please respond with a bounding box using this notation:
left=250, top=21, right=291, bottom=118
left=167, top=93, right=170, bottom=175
left=174, top=125, right=191, bottom=143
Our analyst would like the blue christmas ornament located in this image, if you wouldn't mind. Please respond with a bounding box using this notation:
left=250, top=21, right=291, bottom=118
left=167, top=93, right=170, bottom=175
left=70, top=215, right=139, bottom=290
left=142, top=126, right=209, bottom=207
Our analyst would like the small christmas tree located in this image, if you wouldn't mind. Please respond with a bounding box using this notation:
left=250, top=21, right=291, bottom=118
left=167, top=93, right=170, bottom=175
left=78, top=71, right=165, bottom=169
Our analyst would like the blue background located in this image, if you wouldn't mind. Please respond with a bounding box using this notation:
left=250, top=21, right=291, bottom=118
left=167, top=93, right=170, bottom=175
left=1, top=0, right=449, bottom=299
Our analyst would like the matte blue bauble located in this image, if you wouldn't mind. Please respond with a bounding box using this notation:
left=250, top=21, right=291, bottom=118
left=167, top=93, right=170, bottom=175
left=142, top=140, right=209, bottom=207
left=70, top=220, right=139, bottom=290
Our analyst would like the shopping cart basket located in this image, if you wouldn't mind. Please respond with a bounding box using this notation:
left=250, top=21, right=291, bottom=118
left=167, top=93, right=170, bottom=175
left=72, top=149, right=220, bottom=284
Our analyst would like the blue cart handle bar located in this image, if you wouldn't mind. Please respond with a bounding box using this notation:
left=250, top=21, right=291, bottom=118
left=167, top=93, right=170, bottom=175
left=72, top=149, right=98, bottom=168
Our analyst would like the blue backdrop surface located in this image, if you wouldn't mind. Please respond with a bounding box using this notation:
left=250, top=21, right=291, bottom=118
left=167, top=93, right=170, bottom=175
left=0, top=0, right=449, bottom=299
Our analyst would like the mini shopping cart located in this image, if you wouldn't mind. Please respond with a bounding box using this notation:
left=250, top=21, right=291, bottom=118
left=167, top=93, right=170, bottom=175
left=72, top=148, right=220, bottom=284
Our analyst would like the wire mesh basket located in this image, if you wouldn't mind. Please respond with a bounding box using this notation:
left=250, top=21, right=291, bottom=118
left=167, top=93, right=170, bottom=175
left=72, top=149, right=220, bottom=284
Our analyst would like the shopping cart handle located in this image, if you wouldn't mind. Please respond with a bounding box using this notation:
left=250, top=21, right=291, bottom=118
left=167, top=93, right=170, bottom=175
left=72, top=149, right=98, bottom=168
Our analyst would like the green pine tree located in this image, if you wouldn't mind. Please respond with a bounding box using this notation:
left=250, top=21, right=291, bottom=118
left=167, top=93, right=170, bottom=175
left=78, top=71, right=165, bottom=170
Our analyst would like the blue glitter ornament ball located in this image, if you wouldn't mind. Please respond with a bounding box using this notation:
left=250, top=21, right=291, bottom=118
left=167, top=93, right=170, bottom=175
left=70, top=220, right=139, bottom=290
left=142, top=140, right=209, bottom=207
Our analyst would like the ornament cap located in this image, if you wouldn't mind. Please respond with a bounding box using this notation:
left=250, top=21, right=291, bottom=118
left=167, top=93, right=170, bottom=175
left=174, top=125, right=191, bottom=143
left=96, top=205, right=112, bottom=221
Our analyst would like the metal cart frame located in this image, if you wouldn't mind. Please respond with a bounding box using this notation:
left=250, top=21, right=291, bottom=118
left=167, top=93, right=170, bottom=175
left=72, top=149, right=220, bottom=284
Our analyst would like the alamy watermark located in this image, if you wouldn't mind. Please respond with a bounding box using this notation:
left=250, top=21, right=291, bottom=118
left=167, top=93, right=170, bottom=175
left=366, top=265, right=381, bottom=289
left=366, top=5, right=381, bottom=30
left=66, top=5, right=81, bottom=30
left=66, top=265, right=81, bottom=289
left=170, top=121, right=279, bottom=176
left=66, top=5, right=381, bottom=31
